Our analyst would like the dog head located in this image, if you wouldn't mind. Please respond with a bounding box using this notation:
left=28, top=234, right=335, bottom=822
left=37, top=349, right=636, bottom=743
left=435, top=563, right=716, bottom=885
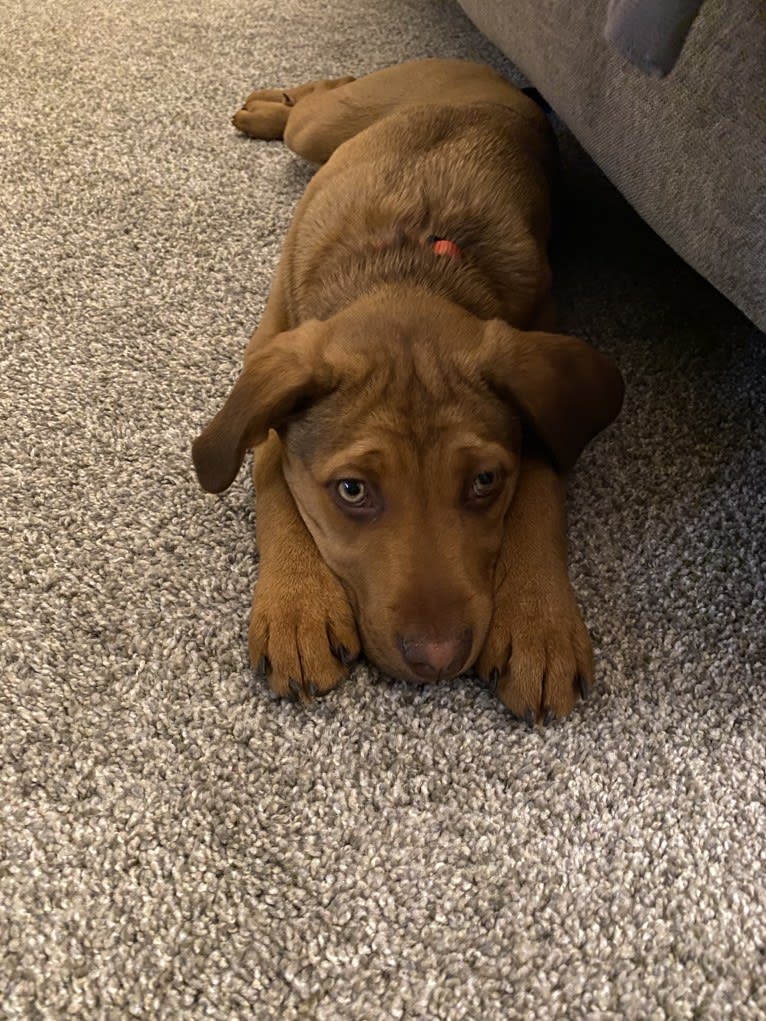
left=192, top=289, right=623, bottom=683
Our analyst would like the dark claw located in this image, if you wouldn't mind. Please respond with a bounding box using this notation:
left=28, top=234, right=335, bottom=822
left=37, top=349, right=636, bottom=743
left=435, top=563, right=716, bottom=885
left=288, top=677, right=302, bottom=698
left=488, top=667, right=500, bottom=694
left=523, top=708, right=536, bottom=729
left=577, top=675, right=592, bottom=700
left=327, top=624, right=354, bottom=668
left=543, top=706, right=556, bottom=727
left=256, top=656, right=271, bottom=676
left=308, top=682, right=319, bottom=698
left=331, top=642, right=354, bottom=668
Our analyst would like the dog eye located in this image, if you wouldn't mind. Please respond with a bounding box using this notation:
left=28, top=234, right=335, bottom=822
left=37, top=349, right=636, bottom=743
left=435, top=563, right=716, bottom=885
left=336, top=479, right=367, bottom=505
left=471, top=471, right=498, bottom=497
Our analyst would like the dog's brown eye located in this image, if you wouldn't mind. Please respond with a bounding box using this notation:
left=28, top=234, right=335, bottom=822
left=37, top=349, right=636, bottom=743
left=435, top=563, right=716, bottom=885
left=337, top=479, right=367, bottom=505
left=471, top=471, right=497, bottom=497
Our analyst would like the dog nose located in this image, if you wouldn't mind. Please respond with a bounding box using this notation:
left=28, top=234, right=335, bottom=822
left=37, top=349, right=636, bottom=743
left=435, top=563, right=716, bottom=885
left=397, top=630, right=473, bottom=680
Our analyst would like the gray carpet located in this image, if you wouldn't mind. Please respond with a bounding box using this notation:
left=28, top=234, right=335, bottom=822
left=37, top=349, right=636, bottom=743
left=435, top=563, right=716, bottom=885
left=2, top=0, right=765, bottom=1018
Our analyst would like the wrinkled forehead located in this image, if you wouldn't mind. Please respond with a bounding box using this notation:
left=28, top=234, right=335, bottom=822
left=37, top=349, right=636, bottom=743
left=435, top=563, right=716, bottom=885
left=286, top=360, right=521, bottom=471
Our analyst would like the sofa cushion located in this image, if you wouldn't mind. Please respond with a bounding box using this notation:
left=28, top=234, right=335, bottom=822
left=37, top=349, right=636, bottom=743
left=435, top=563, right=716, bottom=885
left=458, top=0, right=765, bottom=330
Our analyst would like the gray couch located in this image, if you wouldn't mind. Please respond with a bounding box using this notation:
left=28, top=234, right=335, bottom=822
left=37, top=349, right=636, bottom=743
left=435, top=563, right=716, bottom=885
left=458, top=0, right=765, bottom=331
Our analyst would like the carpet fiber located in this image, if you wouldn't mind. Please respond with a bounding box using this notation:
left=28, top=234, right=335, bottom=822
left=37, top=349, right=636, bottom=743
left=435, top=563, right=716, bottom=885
left=2, top=1, right=765, bottom=1018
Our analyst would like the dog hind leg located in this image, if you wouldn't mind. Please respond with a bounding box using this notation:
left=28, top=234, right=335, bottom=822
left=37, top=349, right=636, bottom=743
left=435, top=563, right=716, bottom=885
left=233, top=60, right=543, bottom=165
left=231, top=75, right=356, bottom=143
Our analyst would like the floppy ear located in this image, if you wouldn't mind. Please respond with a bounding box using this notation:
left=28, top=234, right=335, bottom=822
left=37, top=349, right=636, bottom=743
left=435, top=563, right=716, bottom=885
left=192, top=320, right=335, bottom=493
left=480, top=320, right=624, bottom=471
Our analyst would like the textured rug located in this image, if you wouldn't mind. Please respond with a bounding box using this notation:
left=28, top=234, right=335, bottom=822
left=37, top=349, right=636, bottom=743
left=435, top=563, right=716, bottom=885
left=2, top=0, right=764, bottom=1018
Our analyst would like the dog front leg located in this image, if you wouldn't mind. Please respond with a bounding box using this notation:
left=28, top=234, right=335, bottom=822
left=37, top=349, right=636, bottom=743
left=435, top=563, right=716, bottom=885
left=249, top=433, right=360, bottom=701
left=477, top=457, right=594, bottom=724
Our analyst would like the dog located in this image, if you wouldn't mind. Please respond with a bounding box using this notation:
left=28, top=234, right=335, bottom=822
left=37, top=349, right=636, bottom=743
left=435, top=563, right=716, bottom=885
left=192, top=59, right=624, bottom=723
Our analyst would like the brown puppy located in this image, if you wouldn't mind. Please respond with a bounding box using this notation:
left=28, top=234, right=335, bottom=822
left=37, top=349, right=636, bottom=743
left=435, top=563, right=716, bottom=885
left=193, top=60, right=624, bottom=722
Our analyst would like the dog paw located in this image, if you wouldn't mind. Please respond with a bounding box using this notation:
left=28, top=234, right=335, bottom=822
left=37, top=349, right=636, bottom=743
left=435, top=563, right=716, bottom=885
left=477, top=583, right=594, bottom=724
left=233, top=77, right=357, bottom=138
left=231, top=103, right=289, bottom=141
left=248, top=566, right=361, bottom=702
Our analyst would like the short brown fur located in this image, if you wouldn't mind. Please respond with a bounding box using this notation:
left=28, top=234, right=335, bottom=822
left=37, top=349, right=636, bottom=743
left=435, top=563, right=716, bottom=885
left=193, top=60, right=624, bottom=722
